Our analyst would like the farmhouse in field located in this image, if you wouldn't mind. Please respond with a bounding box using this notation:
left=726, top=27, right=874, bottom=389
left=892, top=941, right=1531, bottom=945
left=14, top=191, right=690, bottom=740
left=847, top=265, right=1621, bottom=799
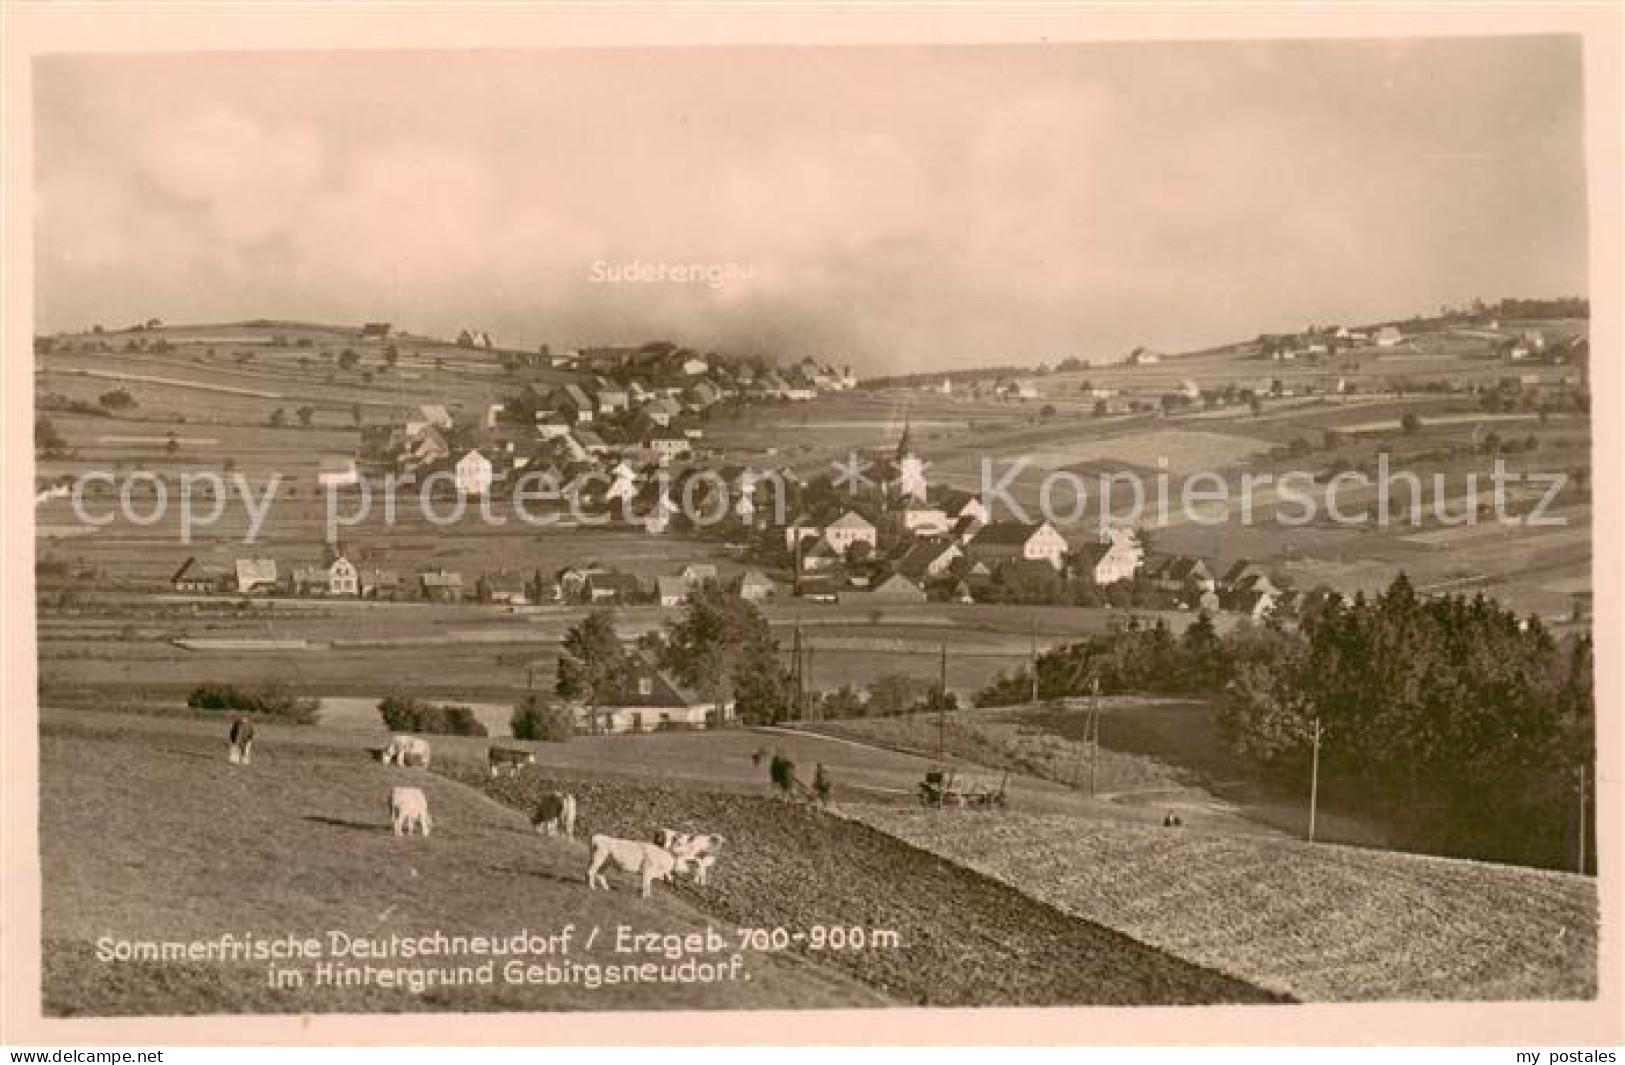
left=966, top=520, right=1069, bottom=571
left=576, top=656, right=733, bottom=734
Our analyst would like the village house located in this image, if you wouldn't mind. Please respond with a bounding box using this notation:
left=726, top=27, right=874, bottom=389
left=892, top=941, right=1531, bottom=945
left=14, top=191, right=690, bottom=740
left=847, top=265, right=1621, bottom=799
left=1072, top=527, right=1145, bottom=585
left=573, top=429, right=611, bottom=457
left=556, top=565, right=605, bottom=601
left=234, top=557, right=279, bottom=595
left=551, top=384, right=596, bottom=424
left=1226, top=584, right=1280, bottom=621
left=589, top=386, right=625, bottom=418
left=477, top=571, right=530, bottom=605
left=418, top=568, right=464, bottom=602
left=171, top=557, right=229, bottom=594
left=1221, top=559, right=1280, bottom=597
left=405, top=404, right=454, bottom=435
left=316, top=455, right=360, bottom=488
left=455, top=449, right=494, bottom=497
left=685, top=380, right=723, bottom=408
left=536, top=411, right=574, bottom=440
left=1143, top=554, right=1217, bottom=596
left=966, top=520, right=1070, bottom=571
left=644, top=430, right=690, bottom=463
left=403, top=425, right=451, bottom=469
left=822, top=511, right=878, bottom=555
left=359, top=568, right=401, bottom=599
left=737, top=568, right=776, bottom=602
left=901, top=506, right=952, bottom=537
left=868, top=572, right=927, bottom=603
left=585, top=571, right=643, bottom=605
left=680, top=563, right=719, bottom=585
left=795, top=572, right=842, bottom=602
left=798, top=536, right=843, bottom=574
left=1373, top=325, right=1404, bottom=348
left=656, top=576, right=688, bottom=608
left=288, top=553, right=359, bottom=597
left=643, top=395, right=684, bottom=427
left=895, top=538, right=963, bottom=582
left=359, top=321, right=392, bottom=342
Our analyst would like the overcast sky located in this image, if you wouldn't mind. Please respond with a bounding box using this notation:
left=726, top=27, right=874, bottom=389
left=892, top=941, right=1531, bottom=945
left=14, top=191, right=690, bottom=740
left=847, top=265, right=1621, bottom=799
left=35, top=37, right=1587, bottom=374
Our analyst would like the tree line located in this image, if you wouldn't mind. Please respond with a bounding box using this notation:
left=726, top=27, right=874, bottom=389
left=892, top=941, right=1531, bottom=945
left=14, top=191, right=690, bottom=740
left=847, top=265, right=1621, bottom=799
left=975, top=575, right=1593, bottom=871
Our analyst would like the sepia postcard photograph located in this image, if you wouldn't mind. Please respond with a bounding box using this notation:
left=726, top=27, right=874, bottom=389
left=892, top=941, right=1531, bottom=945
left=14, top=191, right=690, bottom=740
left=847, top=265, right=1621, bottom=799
left=2, top=2, right=1621, bottom=1049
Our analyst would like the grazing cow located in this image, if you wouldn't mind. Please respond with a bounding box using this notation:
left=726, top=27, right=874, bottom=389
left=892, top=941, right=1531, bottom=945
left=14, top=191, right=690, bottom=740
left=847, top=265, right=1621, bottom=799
left=381, top=735, right=432, bottom=769
left=390, top=786, right=432, bottom=836
left=587, top=834, right=677, bottom=897
left=227, top=718, right=256, bottom=765
left=531, top=792, right=578, bottom=839
left=488, top=745, right=536, bottom=777
left=656, top=829, right=724, bottom=886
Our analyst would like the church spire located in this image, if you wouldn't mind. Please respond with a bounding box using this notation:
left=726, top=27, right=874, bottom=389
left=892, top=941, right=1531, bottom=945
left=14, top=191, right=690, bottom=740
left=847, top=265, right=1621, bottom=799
left=895, top=413, right=915, bottom=462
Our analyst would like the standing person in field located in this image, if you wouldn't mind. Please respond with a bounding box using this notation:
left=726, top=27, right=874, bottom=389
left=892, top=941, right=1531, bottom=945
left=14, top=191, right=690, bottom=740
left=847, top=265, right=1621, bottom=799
left=228, top=717, right=256, bottom=765
left=813, top=762, right=833, bottom=808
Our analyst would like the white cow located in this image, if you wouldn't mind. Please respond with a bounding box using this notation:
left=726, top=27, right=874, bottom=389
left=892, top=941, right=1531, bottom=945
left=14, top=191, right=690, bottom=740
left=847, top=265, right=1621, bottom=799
left=656, top=829, right=724, bottom=886
left=381, top=735, right=432, bottom=769
left=587, top=834, right=677, bottom=897
left=531, top=792, right=577, bottom=839
left=390, top=786, right=432, bottom=836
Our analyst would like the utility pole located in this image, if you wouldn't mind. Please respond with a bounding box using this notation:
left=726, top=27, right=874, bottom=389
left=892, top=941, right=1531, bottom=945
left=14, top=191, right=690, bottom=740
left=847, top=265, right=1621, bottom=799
left=1578, top=762, right=1588, bottom=875
left=937, top=641, right=948, bottom=762
left=1029, top=615, right=1039, bottom=706
left=1308, top=717, right=1323, bottom=842
left=1089, top=677, right=1101, bottom=798
left=792, top=620, right=804, bottom=721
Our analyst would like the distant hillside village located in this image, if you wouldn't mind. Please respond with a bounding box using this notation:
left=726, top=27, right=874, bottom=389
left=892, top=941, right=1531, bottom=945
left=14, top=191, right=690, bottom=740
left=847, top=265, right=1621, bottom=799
left=866, top=299, right=1590, bottom=411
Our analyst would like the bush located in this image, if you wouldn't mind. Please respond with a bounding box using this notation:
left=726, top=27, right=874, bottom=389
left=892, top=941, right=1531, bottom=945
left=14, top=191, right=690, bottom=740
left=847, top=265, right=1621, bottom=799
left=511, top=695, right=575, bottom=742
left=377, top=695, right=489, bottom=736
left=769, top=753, right=797, bottom=794
left=188, top=682, right=318, bottom=724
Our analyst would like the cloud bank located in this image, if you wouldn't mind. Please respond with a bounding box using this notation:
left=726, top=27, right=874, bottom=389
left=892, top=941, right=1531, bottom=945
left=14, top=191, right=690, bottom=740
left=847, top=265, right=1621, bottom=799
left=35, top=39, right=1587, bottom=373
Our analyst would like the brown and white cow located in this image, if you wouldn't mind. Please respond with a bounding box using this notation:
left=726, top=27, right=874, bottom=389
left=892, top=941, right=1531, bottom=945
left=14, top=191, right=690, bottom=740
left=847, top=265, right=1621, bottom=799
left=531, top=792, right=578, bottom=839
left=656, top=828, right=724, bottom=886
